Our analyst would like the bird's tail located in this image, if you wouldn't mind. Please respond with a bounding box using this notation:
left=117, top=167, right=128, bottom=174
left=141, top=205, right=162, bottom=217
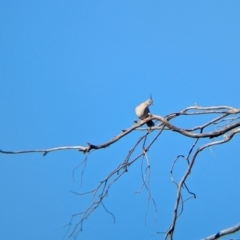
left=146, top=120, right=154, bottom=127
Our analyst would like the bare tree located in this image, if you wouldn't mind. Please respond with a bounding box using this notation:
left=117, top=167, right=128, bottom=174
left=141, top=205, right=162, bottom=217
left=1, top=105, right=240, bottom=240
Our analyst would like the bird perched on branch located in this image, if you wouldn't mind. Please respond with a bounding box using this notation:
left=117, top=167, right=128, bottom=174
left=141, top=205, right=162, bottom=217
left=135, top=96, right=154, bottom=127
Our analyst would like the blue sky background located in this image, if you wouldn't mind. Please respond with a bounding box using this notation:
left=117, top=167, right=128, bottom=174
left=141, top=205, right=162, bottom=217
left=1, top=1, right=240, bottom=239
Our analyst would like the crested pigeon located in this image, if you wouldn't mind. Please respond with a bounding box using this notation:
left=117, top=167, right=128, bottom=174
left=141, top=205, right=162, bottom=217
left=135, top=97, right=154, bottom=127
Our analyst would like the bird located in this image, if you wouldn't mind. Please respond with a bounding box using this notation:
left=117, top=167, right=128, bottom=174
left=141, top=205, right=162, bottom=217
left=135, top=96, right=154, bottom=127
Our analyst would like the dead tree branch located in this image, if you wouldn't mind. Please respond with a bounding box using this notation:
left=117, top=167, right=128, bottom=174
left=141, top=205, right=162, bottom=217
left=1, top=105, right=240, bottom=239
left=201, top=223, right=240, bottom=240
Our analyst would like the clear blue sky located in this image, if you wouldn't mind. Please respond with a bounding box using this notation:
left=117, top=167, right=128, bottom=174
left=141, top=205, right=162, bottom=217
left=1, top=1, right=240, bottom=239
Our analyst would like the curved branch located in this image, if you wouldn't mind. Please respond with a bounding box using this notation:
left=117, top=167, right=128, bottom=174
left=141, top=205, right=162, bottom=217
left=165, top=128, right=240, bottom=239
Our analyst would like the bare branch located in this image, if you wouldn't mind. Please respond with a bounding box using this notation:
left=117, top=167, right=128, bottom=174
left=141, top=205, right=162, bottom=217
left=1, top=105, right=240, bottom=239
left=165, top=128, right=240, bottom=239
left=201, top=223, right=240, bottom=240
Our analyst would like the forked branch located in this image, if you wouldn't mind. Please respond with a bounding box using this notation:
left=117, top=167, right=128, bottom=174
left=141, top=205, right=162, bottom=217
left=1, top=105, right=240, bottom=239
